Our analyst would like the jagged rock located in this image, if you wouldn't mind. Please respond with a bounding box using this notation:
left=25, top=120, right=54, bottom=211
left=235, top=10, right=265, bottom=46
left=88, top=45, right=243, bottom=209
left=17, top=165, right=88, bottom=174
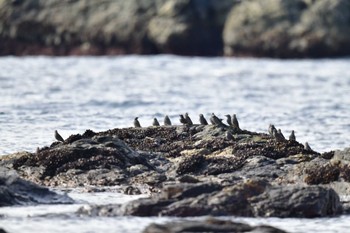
left=223, top=0, right=350, bottom=58
left=0, top=168, right=73, bottom=206
left=142, top=218, right=288, bottom=233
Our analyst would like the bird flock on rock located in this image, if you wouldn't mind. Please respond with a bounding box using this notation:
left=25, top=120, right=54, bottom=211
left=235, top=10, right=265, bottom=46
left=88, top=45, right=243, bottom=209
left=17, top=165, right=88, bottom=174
left=53, top=113, right=313, bottom=152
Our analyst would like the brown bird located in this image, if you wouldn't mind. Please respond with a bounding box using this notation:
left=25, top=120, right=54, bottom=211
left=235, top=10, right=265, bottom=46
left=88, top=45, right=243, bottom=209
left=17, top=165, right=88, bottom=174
left=185, top=113, right=193, bottom=126
left=54, top=130, right=64, bottom=142
left=225, top=114, right=232, bottom=126
left=210, top=113, right=221, bottom=125
left=277, top=129, right=285, bottom=140
left=232, top=114, right=240, bottom=131
left=152, top=118, right=160, bottom=126
left=268, top=124, right=276, bottom=136
left=164, top=115, right=172, bottom=126
left=289, top=130, right=296, bottom=141
left=134, top=117, right=141, bottom=128
left=304, top=142, right=312, bottom=151
left=179, top=114, right=187, bottom=125
left=199, top=114, right=208, bottom=125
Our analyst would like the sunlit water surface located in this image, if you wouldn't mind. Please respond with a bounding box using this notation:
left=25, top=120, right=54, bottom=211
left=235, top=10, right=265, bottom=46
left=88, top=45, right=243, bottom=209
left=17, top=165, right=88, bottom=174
left=0, top=55, right=350, bottom=232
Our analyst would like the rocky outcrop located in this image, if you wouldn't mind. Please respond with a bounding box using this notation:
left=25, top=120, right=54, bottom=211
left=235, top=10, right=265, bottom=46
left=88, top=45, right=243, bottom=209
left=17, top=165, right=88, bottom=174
left=1, top=125, right=314, bottom=189
left=147, top=0, right=237, bottom=56
left=0, top=168, right=73, bottom=206
left=142, top=218, right=288, bottom=233
left=223, top=0, right=350, bottom=58
left=4, top=0, right=350, bottom=57
left=0, top=0, right=235, bottom=56
left=0, top=0, right=166, bottom=55
left=2, top=119, right=349, bottom=217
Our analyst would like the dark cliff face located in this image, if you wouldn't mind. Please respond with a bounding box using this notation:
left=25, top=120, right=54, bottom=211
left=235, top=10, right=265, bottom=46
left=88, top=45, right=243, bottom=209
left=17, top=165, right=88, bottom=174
left=0, top=0, right=235, bottom=56
left=3, top=0, right=350, bottom=58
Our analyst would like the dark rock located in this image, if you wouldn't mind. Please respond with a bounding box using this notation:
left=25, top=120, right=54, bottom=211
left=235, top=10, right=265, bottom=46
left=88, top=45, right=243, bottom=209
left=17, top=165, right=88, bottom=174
left=177, top=175, right=199, bottom=183
left=0, top=0, right=236, bottom=56
left=82, top=178, right=342, bottom=218
left=304, top=163, right=340, bottom=185
left=223, top=0, right=350, bottom=58
left=0, top=168, right=73, bottom=207
left=147, top=0, right=238, bottom=56
left=142, top=218, right=288, bottom=233
left=251, top=185, right=342, bottom=218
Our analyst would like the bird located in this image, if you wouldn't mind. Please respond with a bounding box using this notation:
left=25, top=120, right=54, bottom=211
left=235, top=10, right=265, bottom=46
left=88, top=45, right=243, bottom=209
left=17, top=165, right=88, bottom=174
left=164, top=115, right=172, bottom=126
left=268, top=124, right=276, bottom=136
left=199, top=114, right=208, bottom=125
left=225, top=115, right=232, bottom=126
left=304, top=142, right=312, bottom=151
left=210, top=113, right=222, bottom=125
left=152, top=118, right=160, bottom=126
left=185, top=113, right=193, bottom=126
left=54, top=130, right=64, bottom=142
left=277, top=129, right=285, bottom=140
left=134, top=117, right=141, bottom=128
left=289, top=130, right=296, bottom=141
left=179, top=114, right=187, bottom=125
left=226, top=131, right=234, bottom=140
left=272, top=128, right=284, bottom=142
left=232, top=114, right=240, bottom=131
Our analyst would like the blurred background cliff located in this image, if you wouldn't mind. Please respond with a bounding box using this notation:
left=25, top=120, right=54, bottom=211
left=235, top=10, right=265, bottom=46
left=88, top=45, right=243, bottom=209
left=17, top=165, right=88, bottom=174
left=1, top=0, right=350, bottom=58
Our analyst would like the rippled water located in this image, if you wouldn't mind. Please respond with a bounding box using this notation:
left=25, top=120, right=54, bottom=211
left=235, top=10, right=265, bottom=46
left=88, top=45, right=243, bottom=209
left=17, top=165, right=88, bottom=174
left=1, top=55, right=350, bottom=232
left=1, top=55, right=349, bottom=154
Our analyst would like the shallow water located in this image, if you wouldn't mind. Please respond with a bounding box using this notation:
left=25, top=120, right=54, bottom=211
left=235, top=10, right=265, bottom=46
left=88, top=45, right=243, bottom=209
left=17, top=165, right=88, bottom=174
left=1, top=55, right=349, bottom=154
left=1, top=55, right=350, bottom=232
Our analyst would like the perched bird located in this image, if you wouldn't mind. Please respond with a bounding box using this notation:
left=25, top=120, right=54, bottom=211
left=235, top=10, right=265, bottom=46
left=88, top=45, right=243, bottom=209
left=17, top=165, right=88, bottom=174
left=185, top=113, right=193, bottom=126
left=268, top=124, right=276, bottom=136
left=225, top=114, right=232, bottom=126
left=277, top=129, right=285, bottom=140
left=272, top=128, right=284, bottom=141
left=226, top=131, right=234, bottom=140
left=164, top=115, right=172, bottom=126
left=54, top=130, right=64, bottom=142
left=152, top=118, right=160, bottom=126
left=134, top=117, right=141, bottom=128
left=232, top=114, right=240, bottom=130
left=179, top=114, right=187, bottom=125
left=199, top=114, right=208, bottom=125
left=210, top=113, right=222, bottom=125
left=289, top=130, right=296, bottom=141
left=304, top=142, right=312, bottom=151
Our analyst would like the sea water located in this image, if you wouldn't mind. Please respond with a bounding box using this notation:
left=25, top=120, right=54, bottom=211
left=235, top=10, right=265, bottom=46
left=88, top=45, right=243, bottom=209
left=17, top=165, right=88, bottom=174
left=0, top=55, right=350, bottom=232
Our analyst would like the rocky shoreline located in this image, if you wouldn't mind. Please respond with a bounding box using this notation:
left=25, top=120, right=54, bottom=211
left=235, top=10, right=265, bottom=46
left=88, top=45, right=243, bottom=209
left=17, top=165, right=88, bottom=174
left=1, top=0, right=350, bottom=58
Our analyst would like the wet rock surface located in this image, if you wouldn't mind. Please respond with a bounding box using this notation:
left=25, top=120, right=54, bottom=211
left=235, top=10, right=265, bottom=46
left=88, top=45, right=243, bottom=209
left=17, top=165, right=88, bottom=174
left=78, top=180, right=341, bottom=218
left=142, top=218, right=288, bottom=233
left=0, top=168, right=73, bottom=207
left=1, top=0, right=350, bottom=57
left=1, top=122, right=348, bottom=218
